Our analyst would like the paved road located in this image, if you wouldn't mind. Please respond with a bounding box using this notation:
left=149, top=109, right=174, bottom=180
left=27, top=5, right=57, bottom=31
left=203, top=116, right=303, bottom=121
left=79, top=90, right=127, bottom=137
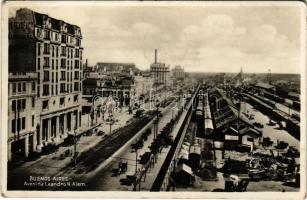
left=86, top=104, right=180, bottom=191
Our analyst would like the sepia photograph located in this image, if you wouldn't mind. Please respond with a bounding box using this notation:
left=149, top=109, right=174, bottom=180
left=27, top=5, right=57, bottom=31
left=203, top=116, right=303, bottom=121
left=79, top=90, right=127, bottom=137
left=1, top=1, right=306, bottom=198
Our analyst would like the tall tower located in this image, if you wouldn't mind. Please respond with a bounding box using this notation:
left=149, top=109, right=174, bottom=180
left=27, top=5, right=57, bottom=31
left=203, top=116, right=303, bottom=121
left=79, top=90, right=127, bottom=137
left=267, top=69, right=272, bottom=84
left=154, top=49, right=158, bottom=64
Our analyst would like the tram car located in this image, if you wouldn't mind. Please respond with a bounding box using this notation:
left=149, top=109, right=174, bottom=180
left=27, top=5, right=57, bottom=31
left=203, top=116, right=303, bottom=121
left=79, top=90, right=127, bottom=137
left=189, top=145, right=201, bottom=170
left=263, top=91, right=285, bottom=104
left=292, top=101, right=300, bottom=110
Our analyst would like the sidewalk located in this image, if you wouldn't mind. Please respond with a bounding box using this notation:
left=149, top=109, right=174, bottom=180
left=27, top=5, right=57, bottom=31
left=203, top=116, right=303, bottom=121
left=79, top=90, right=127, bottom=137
left=9, top=107, right=133, bottom=174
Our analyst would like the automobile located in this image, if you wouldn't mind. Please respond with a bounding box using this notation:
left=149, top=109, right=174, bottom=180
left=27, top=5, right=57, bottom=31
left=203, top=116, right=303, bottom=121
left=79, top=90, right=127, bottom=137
left=97, top=130, right=105, bottom=136
left=84, top=129, right=94, bottom=136
left=253, top=122, right=264, bottom=129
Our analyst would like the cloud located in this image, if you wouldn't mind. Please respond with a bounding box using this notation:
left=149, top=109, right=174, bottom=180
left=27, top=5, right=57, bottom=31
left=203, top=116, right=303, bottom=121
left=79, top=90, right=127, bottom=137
left=177, top=14, right=299, bottom=73
left=8, top=6, right=301, bottom=73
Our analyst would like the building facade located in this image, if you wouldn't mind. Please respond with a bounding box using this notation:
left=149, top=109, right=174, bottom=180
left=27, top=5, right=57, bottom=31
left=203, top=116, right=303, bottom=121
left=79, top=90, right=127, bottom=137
left=9, top=8, right=83, bottom=153
left=150, top=50, right=170, bottom=87
left=95, top=62, right=139, bottom=75
left=172, top=65, right=185, bottom=80
left=8, top=73, right=38, bottom=161
left=134, top=73, right=154, bottom=100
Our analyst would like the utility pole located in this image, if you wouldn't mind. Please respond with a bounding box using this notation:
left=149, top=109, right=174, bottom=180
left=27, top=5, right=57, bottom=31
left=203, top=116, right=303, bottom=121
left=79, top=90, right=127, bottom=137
left=73, top=129, right=77, bottom=167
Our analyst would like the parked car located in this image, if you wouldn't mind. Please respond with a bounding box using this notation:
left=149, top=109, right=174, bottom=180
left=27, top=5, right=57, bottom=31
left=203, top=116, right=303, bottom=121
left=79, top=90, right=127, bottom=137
left=97, top=130, right=105, bottom=136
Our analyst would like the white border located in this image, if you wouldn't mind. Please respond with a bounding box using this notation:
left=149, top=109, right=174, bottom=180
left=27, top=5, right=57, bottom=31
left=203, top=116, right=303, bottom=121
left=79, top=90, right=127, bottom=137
left=1, top=1, right=306, bottom=199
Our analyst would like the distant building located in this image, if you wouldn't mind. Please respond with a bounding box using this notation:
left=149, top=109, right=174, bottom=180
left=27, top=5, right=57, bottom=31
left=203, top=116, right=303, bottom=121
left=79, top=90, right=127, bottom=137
left=83, top=73, right=136, bottom=107
left=134, top=73, right=154, bottom=100
left=150, top=49, right=170, bottom=87
left=172, top=65, right=185, bottom=80
left=8, top=73, right=38, bottom=161
left=9, top=8, right=83, bottom=153
left=254, top=82, right=276, bottom=92
left=95, top=62, right=139, bottom=76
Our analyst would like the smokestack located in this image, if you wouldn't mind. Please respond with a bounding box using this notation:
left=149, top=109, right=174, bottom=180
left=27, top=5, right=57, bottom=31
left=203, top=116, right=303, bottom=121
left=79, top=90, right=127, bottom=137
left=154, top=49, right=157, bottom=64
left=85, top=59, right=88, bottom=68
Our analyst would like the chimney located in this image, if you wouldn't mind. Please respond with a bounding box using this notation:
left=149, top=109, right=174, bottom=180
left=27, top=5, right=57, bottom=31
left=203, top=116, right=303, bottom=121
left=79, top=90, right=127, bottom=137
left=85, top=59, right=88, bottom=68
left=154, top=49, right=157, bottom=64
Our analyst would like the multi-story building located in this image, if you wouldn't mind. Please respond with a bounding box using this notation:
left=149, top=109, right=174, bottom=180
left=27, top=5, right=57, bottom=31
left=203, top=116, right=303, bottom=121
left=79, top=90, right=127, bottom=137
left=8, top=73, right=38, bottom=161
left=9, top=8, right=83, bottom=152
left=95, top=62, right=139, bottom=76
left=150, top=49, right=170, bottom=87
left=172, top=65, right=185, bottom=80
left=134, top=73, right=153, bottom=100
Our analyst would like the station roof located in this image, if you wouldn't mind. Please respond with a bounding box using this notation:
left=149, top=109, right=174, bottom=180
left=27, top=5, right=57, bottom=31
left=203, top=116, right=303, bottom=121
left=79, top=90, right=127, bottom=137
left=255, top=82, right=275, bottom=90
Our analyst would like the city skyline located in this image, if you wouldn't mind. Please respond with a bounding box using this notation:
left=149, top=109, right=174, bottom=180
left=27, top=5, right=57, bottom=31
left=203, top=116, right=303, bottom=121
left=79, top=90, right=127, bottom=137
left=9, top=4, right=303, bottom=74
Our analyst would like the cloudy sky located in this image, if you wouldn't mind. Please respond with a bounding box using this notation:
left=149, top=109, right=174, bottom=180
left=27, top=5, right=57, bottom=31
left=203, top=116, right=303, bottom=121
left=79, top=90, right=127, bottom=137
left=9, top=4, right=303, bottom=73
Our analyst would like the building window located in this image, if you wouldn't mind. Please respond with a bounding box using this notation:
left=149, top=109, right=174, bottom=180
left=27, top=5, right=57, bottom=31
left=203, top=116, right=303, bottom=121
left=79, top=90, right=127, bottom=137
left=32, top=97, right=35, bottom=107
left=44, top=30, right=50, bottom=39
left=52, top=72, right=54, bottom=83
left=74, top=71, right=79, bottom=80
left=61, top=58, right=66, bottom=68
left=18, top=83, right=21, bottom=93
left=11, top=119, right=15, bottom=133
left=42, top=100, right=49, bottom=110
left=32, top=115, right=35, bottom=127
left=37, top=72, right=40, bottom=84
left=56, top=85, right=58, bottom=95
left=12, top=100, right=16, bottom=111
left=22, top=82, right=26, bottom=92
left=75, top=60, right=79, bottom=69
left=61, top=71, right=66, bottom=81
left=60, top=97, right=65, bottom=105
left=43, top=57, right=50, bottom=68
left=37, top=58, right=41, bottom=70
left=56, top=60, right=58, bottom=69
left=37, top=86, right=40, bottom=97
left=51, top=85, right=54, bottom=95
left=12, top=83, right=16, bottom=94
left=20, top=99, right=26, bottom=110
left=56, top=46, right=58, bottom=57
left=74, top=95, right=78, bottom=102
left=75, top=49, right=79, bottom=57
left=21, top=117, right=26, bottom=130
left=61, top=46, right=66, bottom=56
left=74, top=82, right=79, bottom=91
left=43, top=43, right=50, bottom=54
left=61, top=34, right=67, bottom=43
left=43, top=84, right=49, bottom=96
left=43, top=71, right=50, bottom=81
left=37, top=43, right=41, bottom=55
left=60, top=83, right=66, bottom=93
left=52, top=59, right=54, bottom=70
left=32, top=82, right=35, bottom=92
